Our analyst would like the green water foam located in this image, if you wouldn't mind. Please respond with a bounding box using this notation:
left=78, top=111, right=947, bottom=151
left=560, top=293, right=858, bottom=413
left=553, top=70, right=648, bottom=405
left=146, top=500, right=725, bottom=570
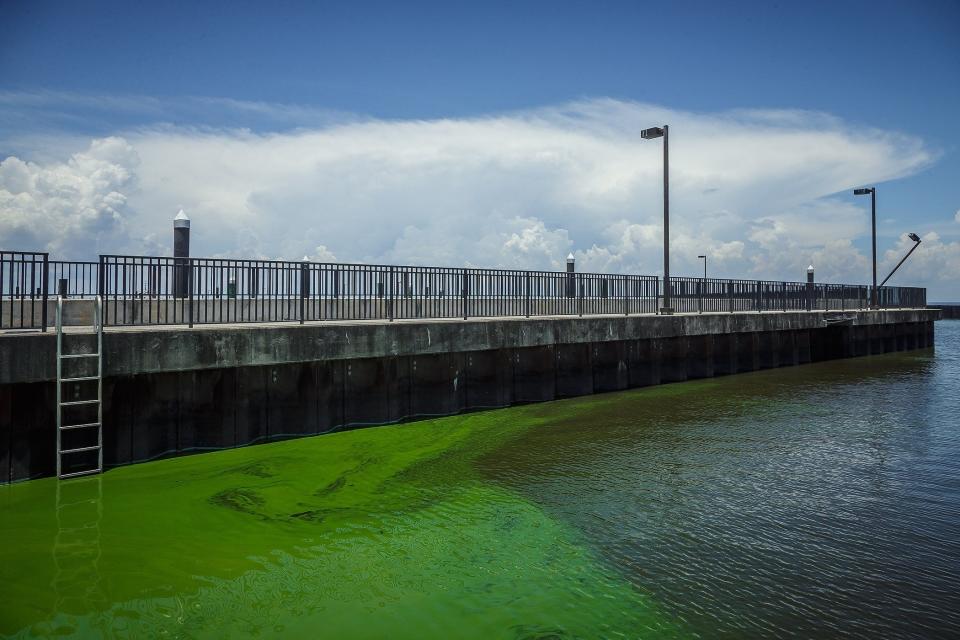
left=1, top=398, right=686, bottom=639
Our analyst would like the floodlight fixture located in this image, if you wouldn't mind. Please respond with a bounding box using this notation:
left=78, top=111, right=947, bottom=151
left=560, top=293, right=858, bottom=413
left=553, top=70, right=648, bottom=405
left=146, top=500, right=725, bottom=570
left=641, top=127, right=665, bottom=139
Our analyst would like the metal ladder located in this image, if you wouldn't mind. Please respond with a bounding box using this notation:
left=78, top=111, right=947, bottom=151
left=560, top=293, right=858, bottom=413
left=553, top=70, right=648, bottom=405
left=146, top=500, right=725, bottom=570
left=56, top=296, right=103, bottom=479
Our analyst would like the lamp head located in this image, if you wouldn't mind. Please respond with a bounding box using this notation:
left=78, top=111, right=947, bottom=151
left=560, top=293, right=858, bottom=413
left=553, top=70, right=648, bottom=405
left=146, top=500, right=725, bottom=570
left=641, top=126, right=665, bottom=139
left=908, top=233, right=921, bottom=243
left=853, top=188, right=874, bottom=196
left=697, top=255, right=706, bottom=259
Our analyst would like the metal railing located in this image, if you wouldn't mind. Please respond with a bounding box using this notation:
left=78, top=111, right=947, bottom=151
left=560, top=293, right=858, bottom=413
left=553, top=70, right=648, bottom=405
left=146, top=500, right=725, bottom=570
left=0, top=249, right=931, bottom=330
left=668, top=277, right=925, bottom=314
left=49, top=261, right=99, bottom=298
left=1, top=251, right=48, bottom=331
left=97, top=255, right=662, bottom=326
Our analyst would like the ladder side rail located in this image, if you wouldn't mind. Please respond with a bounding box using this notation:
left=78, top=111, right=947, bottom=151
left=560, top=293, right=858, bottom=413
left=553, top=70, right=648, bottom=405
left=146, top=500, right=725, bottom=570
left=56, top=295, right=63, bottom=477
left=96, top=295, right=103, bottom=473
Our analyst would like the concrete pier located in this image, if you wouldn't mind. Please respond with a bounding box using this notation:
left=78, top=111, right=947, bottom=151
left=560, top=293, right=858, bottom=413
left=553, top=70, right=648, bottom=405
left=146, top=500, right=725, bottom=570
left=932, top=304, right=960, bottom=319
left=0, top=308, right=939, bottom=483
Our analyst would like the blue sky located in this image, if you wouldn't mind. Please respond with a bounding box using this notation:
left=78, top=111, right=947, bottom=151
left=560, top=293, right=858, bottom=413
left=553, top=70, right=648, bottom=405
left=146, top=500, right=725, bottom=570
left=1, top=0, right=958, bottom=297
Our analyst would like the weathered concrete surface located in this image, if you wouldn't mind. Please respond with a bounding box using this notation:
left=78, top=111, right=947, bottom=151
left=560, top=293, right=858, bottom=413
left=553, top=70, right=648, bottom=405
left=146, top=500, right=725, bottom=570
left=0, top=309, right=940, bottom=385
left=0, top=298, right=96, bottom=328
left=0, top=310, right=939, bottom=483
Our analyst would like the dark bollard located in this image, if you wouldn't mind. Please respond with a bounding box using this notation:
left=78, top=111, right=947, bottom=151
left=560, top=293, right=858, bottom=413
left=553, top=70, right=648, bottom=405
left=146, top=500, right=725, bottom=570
left=565, top=253, right=575, bottom=298
left=806, top=265, right=814, bottom=312
left=58, top=278, right=68, bottom=298
left=173, top=209, right=190, bottom=299
left=300, top=257, right=310, bottom=324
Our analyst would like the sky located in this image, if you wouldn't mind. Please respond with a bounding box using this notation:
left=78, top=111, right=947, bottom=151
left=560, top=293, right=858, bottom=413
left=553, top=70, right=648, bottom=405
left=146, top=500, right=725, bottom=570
left=1, top=0, right=958, bottom=299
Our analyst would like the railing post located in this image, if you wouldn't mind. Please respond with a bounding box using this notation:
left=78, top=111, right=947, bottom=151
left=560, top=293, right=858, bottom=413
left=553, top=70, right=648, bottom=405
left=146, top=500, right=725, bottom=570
left=188, top=258, right=194, bottom=328
left=41, top=253, right=49, bottom=332
left=299, top=259, right=309, bottom=325
left=461, top=268, right=467, bottom=320
left=98, top=255, right=106, bottom=326
left=757, top=280, right=762, bottom=313
left=624, top=277, right=629, bottom=316
left=389, top=266, right=395, bottom=321
left=525, top=272, right=530, bottom=318
left=578, top=274, right=583, bottom=317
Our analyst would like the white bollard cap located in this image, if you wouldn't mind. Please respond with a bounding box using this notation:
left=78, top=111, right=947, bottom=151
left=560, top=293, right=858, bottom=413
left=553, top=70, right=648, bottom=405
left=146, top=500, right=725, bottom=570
left=174, top=209, right=190, bottom=229
left=807, top=264, right=815, bottom=274
left=567, top=253, right=575, bottom=262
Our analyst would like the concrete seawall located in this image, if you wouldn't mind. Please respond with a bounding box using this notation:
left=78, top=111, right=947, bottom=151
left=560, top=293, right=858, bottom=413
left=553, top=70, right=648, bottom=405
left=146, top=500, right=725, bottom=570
left=0, top=309, right=939, bottom=483
left=932, top=304, right=960, bottom=320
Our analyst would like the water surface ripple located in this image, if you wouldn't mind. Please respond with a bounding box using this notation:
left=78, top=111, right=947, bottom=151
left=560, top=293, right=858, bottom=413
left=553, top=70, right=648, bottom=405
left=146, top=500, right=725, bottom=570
left=2, top=323, right=958, bottom=639
left=481, top=321, right=960, bottom=639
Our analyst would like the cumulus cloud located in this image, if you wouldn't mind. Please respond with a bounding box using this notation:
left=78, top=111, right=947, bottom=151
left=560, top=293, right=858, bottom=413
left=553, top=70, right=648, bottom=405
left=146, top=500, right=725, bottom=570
left=2, top=96, right=954, bottom=297
left=0, top=137, right=140, bottom=256
left=955, top=209, right=960, bottom=223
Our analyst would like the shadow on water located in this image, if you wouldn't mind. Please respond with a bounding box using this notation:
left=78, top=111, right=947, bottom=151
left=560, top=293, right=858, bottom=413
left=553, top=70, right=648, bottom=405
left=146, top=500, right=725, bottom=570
left=480, top=327, right=960, bottom=639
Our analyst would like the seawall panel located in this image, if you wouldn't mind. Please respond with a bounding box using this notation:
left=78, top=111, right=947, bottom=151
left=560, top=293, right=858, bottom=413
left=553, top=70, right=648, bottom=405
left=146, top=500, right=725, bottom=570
left=0, top=310, right=941, bottom=483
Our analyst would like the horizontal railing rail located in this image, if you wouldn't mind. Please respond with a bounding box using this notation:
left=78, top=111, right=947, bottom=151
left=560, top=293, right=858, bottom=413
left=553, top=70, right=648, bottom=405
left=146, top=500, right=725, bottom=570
left=0, top=250, right=930, bottom=330
left=1, top=250, right=49, bottom=331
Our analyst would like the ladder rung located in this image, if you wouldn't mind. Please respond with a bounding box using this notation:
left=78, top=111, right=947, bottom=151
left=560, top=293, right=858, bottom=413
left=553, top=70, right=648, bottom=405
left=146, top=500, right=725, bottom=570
left=60, top=399, right=100, bottom=407
left=60, top=445, right=101, bottom=455
left=60, top=422, right=101, bottom=431
left=59, top=468, right=103, bottom=480
left=57, top=499, right=99, bottom=509
left=61, top=376, right=99, bottom=383
left=54, top=525, right=98, bottom=534
left=60, top=353, right=100, bottom=359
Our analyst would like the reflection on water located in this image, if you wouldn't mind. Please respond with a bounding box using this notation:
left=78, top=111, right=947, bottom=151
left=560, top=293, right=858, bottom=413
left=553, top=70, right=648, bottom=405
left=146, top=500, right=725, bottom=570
left=51, top=477, right=107, bottom=616
left=482, top=322, right=960, bottom=639
left=1, top=323, right=958, bottom=639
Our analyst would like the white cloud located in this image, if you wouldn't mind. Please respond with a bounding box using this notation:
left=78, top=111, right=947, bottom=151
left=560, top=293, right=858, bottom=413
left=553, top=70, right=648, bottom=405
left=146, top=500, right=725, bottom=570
left=0, top=137, right=140, bottom=256
left=2, top=96, right=955, bottom=298
left=955, top=208, right=959, bottom=223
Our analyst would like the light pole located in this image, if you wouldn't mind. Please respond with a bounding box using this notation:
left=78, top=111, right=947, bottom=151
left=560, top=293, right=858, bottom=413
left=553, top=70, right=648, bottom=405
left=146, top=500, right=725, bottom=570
left=642, top=124, right=671, bottom=314
left=698, top=254, right=707, bottom=280
left=853, top=187, right=877, bottom=308
left=879, top=233, right=922, bottom=288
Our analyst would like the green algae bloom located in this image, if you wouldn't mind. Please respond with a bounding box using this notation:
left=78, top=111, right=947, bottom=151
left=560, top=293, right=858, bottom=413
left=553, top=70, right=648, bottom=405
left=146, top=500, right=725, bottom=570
left=1, top=397, right=682, bottom=639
